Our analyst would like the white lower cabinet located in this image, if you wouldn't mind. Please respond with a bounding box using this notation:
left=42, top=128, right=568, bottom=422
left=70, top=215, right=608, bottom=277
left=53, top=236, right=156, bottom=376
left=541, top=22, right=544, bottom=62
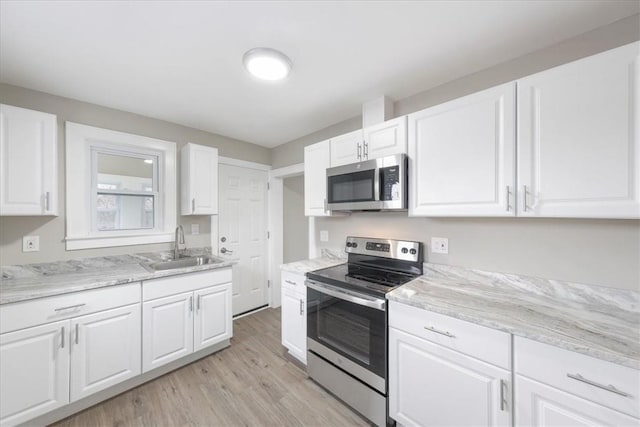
left=0, top=320, right=69, bottom=425
left=281, top=271, right=306, bottom=364
left=516, top=376, right=638, bottom=427
left=70, top=304, right=141, bottom=401
left=142, top=292, right=194, bottom=372
left=389, top=327, right=511, bottom=427
left=142, top=270, right=233, bottom=373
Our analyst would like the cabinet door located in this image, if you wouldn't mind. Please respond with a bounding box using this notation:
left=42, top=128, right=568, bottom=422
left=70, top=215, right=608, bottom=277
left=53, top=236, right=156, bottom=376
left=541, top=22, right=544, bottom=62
left=0, top=320, right=69, bottom=425
left=518, top=42, right=640, bottom=218
left=0, top=104, right=57, bottom=216
left=389, top=327, right=511, bottom=427
left=181, top=143, right=218, bottom=215
left=69, top=304, right=141, bottom=402
left=330, top=129, right=364, bottom=167
left=363, top=116, right=407, bottom=159
left=516, top=376, right=638, bottom=427
left=142, top=292, right=193, bottom=373
left=304, top=139, right=331, bottom=216
left=408, top=83, right=516, bottom=217
left=193, top=283, right=232, bottom=352
left=281, top=285, right=306, bottom=364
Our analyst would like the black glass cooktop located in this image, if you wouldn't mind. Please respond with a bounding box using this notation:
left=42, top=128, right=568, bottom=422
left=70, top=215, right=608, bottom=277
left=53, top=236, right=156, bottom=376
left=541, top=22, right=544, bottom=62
left=306, top=263, right=419, bottom=297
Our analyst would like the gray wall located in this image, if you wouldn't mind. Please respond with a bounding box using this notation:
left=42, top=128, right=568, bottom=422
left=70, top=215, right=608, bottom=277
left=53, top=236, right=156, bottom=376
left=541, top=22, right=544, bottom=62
left=283, top=175, right=308, bottom=263
left=271, top=15, right=640, bottom=291
left=0, top=83, right=270, bottom=265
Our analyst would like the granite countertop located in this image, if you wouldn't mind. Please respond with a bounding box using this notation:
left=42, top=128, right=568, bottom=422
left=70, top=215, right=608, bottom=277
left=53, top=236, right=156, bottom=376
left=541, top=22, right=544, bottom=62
left=0, top=248, right=236, bottom=305
left=388, top=263, right=640, bottom=370
left=280, top=249, right=346, bottom=274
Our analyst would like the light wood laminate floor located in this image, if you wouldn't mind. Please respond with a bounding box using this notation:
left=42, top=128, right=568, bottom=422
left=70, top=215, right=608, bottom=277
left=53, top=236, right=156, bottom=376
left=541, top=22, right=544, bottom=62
left=52, top=308, right=369, bottom=427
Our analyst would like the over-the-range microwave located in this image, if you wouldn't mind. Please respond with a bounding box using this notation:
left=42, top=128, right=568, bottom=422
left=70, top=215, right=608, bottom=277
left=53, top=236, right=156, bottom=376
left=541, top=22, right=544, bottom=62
left=326, top=153, right=407, bottom=211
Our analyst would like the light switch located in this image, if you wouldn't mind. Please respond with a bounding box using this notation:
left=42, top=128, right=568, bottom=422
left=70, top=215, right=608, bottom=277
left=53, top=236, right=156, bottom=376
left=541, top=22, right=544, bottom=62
left=320, top=230, right=329, bottom=242
left=431, top=237, right=449, bottom=254
left=191, top=224, right=200, bottom=235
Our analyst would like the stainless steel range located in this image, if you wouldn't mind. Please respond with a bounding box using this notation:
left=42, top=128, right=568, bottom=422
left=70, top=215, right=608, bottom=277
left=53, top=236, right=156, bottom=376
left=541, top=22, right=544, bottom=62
left=305, top=236, right=423, bottom=426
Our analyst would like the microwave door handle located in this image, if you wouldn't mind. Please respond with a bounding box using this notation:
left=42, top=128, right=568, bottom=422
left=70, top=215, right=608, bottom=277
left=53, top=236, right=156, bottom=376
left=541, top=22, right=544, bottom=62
left=306, top=280, right=386, bottom=311
left=373, top=167, right=381, bottom=201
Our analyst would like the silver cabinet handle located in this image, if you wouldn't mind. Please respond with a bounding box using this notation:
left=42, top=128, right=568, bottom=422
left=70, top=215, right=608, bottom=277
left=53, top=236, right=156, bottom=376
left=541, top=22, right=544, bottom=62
left=567, top=373, right=630, bottom=397
left=192, top=198, right=195, bottom=213
left=523, top=185, right=528, bottom=212
left=220, top=247, right=233, bottom=254
left=299, top=299, right=304, bottom=315
left=363, top=141, right=368, bottom=159
left=189, top=295, right=193, bottom=312
left=324, top=198, right=329, bottom=213
left=500, top=379, right=507, bottom=411
left=197, top=294, right=201, bottom=311
left=506, top=186, right=511, bottom=212
left=54, top=303, right=86, bottom=312
left=61, top=326, right=65, bottom=348
left=357, top=142, right=362, bottom=161
left=285, top=280, right=297, bottom=286
left=45, top=192, right=50, bottom=212
left=75, top=324, right=79, bottom=345
left=423, top=326, right=456, bottom=338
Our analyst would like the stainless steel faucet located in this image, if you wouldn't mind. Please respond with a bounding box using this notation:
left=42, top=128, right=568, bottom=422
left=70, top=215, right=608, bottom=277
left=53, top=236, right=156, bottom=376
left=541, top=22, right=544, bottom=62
left=174, top=225, right=185, bottom=259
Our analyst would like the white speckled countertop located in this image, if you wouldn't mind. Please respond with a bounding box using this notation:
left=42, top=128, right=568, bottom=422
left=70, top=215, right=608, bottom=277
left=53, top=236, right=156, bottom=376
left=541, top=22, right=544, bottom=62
left=388, top=263, right=640, bottom=370
left=280, top=249, right=346, bottom=274
left=0, top=248, right=236, bottom=305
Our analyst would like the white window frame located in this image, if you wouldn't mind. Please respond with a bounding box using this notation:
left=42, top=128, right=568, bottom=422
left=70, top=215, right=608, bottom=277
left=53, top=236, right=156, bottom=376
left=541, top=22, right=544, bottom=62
left=65, top=122, right=177, bottom=250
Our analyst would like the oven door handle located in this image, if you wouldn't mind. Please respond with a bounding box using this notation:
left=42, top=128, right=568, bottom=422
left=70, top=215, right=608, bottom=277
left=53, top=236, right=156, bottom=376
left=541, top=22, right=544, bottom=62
left=306, top=280, right=386, bottom=311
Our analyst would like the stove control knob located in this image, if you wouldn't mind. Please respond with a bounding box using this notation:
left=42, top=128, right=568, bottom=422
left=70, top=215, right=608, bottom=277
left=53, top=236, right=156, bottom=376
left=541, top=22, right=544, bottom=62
left=346, top=242, right=353, bottom=248
left=352, top=243, right=358, bottom=248
left=401, top=247, right=408, bottom=254
left=410, top=248, right=417, bottom=255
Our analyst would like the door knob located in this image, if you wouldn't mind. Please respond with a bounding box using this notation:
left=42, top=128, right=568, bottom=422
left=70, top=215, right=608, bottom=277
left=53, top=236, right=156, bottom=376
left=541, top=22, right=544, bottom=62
left=221, top=247, right=233, bottom=254
left=221, top=237, right=226, bottom=242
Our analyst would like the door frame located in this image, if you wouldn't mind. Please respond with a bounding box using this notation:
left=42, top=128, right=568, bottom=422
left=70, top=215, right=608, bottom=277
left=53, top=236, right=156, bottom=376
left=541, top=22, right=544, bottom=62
left=214, top=157, right=271, bottom=309
left=267, top=162, right=305, bottom=308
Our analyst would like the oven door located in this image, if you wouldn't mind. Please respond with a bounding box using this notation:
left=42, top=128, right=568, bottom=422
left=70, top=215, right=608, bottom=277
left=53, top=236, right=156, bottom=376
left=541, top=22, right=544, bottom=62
left=306, top=279, right=387, bottom=393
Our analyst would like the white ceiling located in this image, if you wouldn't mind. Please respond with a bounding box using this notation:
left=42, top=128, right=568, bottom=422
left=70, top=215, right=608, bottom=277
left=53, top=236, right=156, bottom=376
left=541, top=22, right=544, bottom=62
left=1, top=1, right=638, bottom=148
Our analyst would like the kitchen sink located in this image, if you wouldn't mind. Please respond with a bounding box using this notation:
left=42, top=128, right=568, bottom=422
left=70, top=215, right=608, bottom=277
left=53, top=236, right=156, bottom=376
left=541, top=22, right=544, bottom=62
left=143, top=255, right=225, bottom=272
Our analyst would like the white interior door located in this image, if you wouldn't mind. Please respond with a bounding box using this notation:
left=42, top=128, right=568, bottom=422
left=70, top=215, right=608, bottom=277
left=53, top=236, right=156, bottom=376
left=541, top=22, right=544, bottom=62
left=219, top=164, right=268, bottom=316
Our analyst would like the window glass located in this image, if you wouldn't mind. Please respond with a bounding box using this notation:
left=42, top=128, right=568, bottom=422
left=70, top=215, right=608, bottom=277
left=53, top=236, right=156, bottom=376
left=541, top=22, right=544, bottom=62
left=97, top=153, right=154, bottom=192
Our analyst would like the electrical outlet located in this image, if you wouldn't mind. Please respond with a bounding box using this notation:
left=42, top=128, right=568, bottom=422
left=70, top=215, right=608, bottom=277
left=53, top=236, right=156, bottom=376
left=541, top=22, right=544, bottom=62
left=23, top=235, right=40, bottom=252
left=191, top=224, right=200, bottom=235
left=431, top=237, right=449, bottom=254
left=320, top=230, right=329, bottom=242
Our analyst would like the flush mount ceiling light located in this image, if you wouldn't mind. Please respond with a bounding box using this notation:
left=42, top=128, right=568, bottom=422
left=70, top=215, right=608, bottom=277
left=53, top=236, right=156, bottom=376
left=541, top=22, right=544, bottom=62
left=243, top=47, right=292, bottom=81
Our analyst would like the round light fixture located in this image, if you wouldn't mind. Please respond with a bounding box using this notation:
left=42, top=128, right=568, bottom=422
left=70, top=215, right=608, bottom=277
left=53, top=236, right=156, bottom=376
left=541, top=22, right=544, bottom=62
left=243, top=47, right=292, bottom=81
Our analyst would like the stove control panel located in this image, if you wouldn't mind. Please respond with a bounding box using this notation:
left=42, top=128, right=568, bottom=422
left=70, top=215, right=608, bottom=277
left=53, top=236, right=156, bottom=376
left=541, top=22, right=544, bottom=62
left=345, top=236, right=422, bottom=262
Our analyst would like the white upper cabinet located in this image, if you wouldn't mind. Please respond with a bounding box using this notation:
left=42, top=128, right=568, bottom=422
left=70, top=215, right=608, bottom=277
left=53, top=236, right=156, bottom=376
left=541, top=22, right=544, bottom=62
left=330, top=118, right=408, bottom=167
left=330, top=129, right=363, bottom=167
left=304, top=139, right=332, bottom=216
left=518, top=42, right=640, bottom=218
left=363, top=116, right=407, bottom=160
left=409, top=83, right=516, bottom=217
left=0, top=104, right=58, bottom=216
left=181, top=143, right=218, bottom=215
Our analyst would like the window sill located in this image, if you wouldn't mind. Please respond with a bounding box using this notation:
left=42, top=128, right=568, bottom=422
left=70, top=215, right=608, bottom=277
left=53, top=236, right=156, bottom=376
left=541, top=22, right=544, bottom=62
left=65, top=232, right=174, bottom=250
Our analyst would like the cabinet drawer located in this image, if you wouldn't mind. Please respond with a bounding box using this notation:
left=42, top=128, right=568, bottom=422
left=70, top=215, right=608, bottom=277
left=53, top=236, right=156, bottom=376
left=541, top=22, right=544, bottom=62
left=515, top=336, right=640, bottom=418
left=0, top=283, right=140, bottom=334
left=281, top=271, right=305, bottom=292
left=142, top=268, right=232, bottom=301
left=389, top=301, right=511, bottom=369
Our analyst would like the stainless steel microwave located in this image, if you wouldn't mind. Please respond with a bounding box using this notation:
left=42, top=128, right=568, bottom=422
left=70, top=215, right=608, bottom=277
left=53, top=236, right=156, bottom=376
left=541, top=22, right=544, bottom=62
left=326, top=154, right=407, bottom=211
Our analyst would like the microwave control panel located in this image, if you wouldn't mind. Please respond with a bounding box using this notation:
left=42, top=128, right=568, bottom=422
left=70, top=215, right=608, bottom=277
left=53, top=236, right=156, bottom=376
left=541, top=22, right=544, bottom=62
left=380, top=166, right=400, bottom=201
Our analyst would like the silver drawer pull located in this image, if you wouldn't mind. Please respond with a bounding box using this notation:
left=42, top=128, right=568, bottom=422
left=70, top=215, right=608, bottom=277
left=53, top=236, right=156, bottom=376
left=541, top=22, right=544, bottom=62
left=54, top=303, right=86, bottom=312
left=424, top=326, right=455, bottom=338
left=285, top=280, right=297, bottom=286
left=567, top=373, right=630, bottom=397
left=75, top=324, right=79, bottom=345
left=500, top=379, right=507, bottom=411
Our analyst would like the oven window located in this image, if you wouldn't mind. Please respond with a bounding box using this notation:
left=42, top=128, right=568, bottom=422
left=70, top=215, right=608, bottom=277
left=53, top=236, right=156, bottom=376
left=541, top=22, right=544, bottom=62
left=318, top=302, right=371, bottom=364
left=327, top=170, right=375, bottom=203
left=307, top=287, right=386, bottom=379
